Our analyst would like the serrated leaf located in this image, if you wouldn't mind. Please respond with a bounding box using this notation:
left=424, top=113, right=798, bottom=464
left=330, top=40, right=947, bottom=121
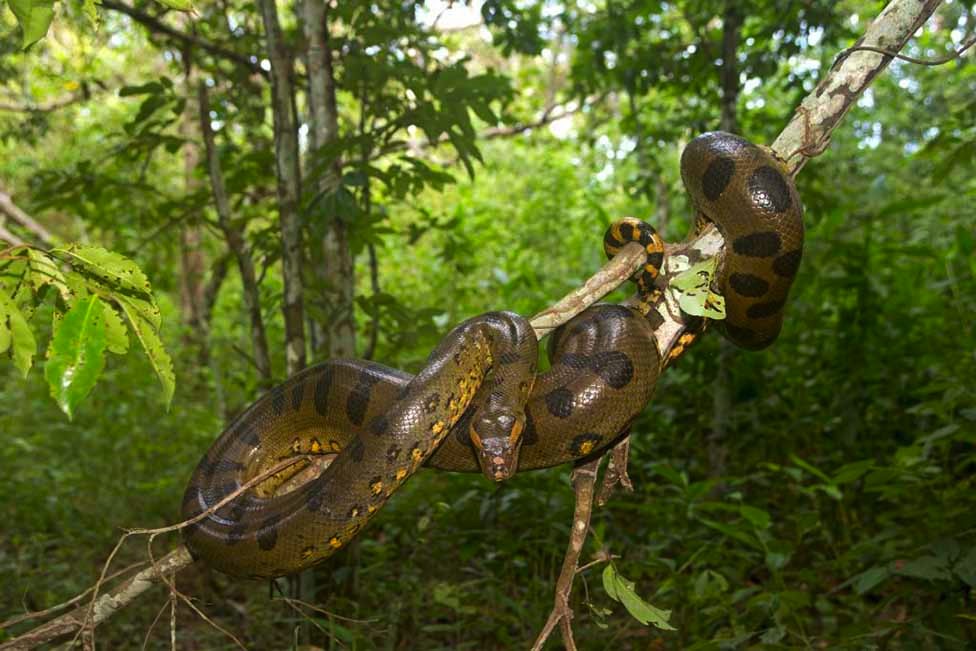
left=27, top=249, right=71, bottom=300
left=44, top=295, right=107, bottom=419
left=602, top=565, right=676, bottom=631
left=58, top=245, right=154, bottom=299
left=115, top=295, right=174, bottom=407
left=0, top=292, right=36, bottom=377
left=670, top=257, right=726, bottom=319
left=102, top=303, right=129, bottom=354
left=8, top=0, right=55, bottom=48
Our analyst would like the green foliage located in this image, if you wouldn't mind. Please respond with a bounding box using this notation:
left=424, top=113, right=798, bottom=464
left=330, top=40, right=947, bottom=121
left=44, top=295, right=107, bottom=419
left=603, top=563, right=676, bottom=630
left=2, top=0, right=975, bottom=649
left=671, top=257, right=726, bottom=319
left=7, top=0, right=53, bottom=48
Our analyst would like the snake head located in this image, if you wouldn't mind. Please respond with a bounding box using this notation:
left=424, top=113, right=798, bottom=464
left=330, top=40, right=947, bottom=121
left=469, top=410, right=525, bottom=482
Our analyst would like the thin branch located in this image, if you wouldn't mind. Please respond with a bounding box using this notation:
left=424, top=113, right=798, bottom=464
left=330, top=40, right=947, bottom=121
left=198, top=82, right=274, bottom=386
left=0, top=223, right=26, bottom=247
left=100, top=0, right=268, bottom=80
left=0, top=189, right=55, bottom=246
left=772, top=0, right=944, bottom=175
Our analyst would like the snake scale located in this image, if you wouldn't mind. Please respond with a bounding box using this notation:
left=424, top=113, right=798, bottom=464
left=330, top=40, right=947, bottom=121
left=182, top=132, right=804, bottom=578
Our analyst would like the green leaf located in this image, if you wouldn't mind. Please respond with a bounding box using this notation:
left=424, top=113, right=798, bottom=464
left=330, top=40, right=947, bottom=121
left=58, top=245, right=154, bottom=299
left=115, top=295, right=174, bottom=407
left=0, top=292, right=36, bottom=377
left=102, top=303, right=129, bottom=355
left=26, top=249, right=71, bottom=300
left=852, top=566, right=890, bottom=595
left=953, top=547, right=976, bottom=587
left=155, top=0, right=195, bottom=11
left=8, top=0, right=55, bottom=48
left=602, top=564, right=676, bottom=631
left=82, top=0, right=99, bottom=26
left=832, top=459, right=874, bottom=484
left=739, top=505, right=771, bottom=529
left=897, top=556, right=952, bottom=582
left=670, top=257, right=726, bottom=319
left=44, top=295, right=107, bottom=419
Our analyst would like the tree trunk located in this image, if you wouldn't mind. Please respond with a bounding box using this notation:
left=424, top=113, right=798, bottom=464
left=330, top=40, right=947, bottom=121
left=303, top=0, right=356, bottom=359
left=709, top=2, right=742, bottom=479
left=258, top=0, right=306, bottom=375
left=198, top=83, right=274, bottom=388
left=179, top=53, right=209, bottom=365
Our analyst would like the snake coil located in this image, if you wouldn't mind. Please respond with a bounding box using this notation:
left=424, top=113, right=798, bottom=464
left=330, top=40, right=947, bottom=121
left=182, top=132, right=803, bottom=578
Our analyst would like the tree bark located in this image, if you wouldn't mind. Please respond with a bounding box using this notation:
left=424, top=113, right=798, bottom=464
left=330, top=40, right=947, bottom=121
left=258, top=0, right=307, bottom=375
left=0, top=187, right=54, bottom=246
left=179, top=52, right=210, bottom=364
left=198, top=82, right=274, bottom=387
left=708, top=2, right=742, bottom=479
left=304, top=0, right=356, bottom=359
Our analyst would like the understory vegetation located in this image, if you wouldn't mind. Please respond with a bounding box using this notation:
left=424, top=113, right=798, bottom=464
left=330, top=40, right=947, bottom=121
left=1, top=0, right=974, bottom=648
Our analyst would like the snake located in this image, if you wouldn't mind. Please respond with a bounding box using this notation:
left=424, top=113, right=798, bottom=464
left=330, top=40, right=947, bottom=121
left=182, top=131, right=804, bottom=579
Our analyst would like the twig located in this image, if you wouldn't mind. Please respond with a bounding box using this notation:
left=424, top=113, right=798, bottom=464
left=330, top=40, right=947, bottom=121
left=530, top=457, right=602, bottom=651
left=0, top=189, right=55, bottom=246
left=0, top=563, right=145, bottom=630
left=2, top=2, right=946, bottom=649
left=0, top=456, right=310, bottom=650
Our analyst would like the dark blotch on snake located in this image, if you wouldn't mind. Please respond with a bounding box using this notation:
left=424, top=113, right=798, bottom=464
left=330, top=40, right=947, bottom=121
left=314, top=367, right=334, bottom=416
left=702, top=156, right=735, bottom=201
left=729, top=273, right=770, bottom=298
left=589, top=351, right=634, bottom=389
left=291, top=382, right=304, bottom=411
left=732, top=231, right=782, bottom=257
left=746, top=300, right=786, bottom=319
left=545, top=387, right=575, bottom=418
left=349, top=438, right=366, bottom=463
left=748, top=165, right=792, bottom=213
left=256, top=519, right=279, bottom=551
left=773, top=249, right=802, bottom=278
left=270, top=386, right=286, bottom=417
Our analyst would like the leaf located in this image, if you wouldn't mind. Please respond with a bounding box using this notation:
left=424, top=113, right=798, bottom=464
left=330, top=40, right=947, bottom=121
left=602, top=564, right=676, bottom=631
left=26, top=249, right=70, bottom=300
left=953, top=547, right=976, bottom=587
left=832, top=459, right=874, bottom=485
left=897, top=556, right=952, bottom=582
left=44, top=295, right=107, bottom=419
left=670, top=257, right=726, bottom=319
left=740, top=505, right=771, bottom=529
left=115, top=295, right=174, bottom=407
left=102, top=304, right=129, bottom=355
left=58, top=245, right=154, bottom=299
left=8, top=0, right=55, bottom=48
left=155, top=0, right=195, bottom=10
left=0, top=292, right=36, bottom=377
left=853, top=566, right=890, bottom=595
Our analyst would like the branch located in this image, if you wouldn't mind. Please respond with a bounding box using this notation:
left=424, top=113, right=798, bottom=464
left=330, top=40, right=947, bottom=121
left=100, top=0, right=268, bottom=80
left=198, top=82, right=274, bottom=386
left=772, top=0, right=944, bottom=175
left=0, top=189, right=55, bottom=246
left=1, top=1, right=946, bottom=648
left=0, top=223, right=26, bottom=247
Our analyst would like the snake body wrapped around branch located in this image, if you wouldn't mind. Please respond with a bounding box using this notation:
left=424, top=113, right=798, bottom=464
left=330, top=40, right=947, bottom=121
left=182, top=132, right=804, bottom=579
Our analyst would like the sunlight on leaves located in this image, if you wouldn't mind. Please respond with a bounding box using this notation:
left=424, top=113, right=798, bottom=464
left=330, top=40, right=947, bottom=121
left=670, top=257, right=726, bottom=319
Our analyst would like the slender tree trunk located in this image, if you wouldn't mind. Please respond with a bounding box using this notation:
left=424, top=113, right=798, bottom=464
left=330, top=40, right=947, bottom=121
left=304, top=0, right=356, bottom=359
left=709, top=2, right=742, bottom=478
left=259, top=0, right=306, bottom=375
left=198, top=82, right=275, bottom=388
left=179, top=52, right=209, bottom=365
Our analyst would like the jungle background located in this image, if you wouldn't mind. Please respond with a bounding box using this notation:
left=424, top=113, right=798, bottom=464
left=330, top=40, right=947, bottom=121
left=1, top=0, right=975, bottom=648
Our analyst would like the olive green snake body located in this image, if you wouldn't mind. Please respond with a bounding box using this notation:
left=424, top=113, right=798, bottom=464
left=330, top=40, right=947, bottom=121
left=182, top=132, right=804, bottom=578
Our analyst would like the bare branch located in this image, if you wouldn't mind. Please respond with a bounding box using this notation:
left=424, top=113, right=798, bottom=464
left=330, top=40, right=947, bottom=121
left=100, top=0, right=268, bottom=80
left=0, top=189, right=55, bottom=246
left=773, top=0, right=944, bottom=175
